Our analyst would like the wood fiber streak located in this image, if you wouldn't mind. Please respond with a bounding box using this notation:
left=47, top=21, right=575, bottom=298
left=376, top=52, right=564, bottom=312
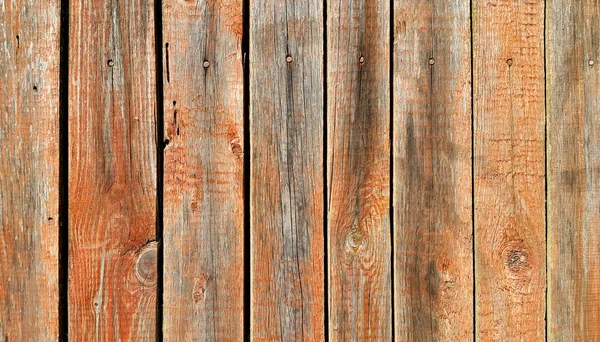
left=68, top=0, right=157, bottom=340
left=162, top=0, right=244, bottom=340
left=547, top=0, right=600, bottom=340
left=327, top=0, right=391, bottom=339
left=250, top=0, right=325, bottom=340
left=0, top=1, right=60, bottom=340
left=473, top=0, right=546, bottom=340
left=393, top=0, right=473, bottom=340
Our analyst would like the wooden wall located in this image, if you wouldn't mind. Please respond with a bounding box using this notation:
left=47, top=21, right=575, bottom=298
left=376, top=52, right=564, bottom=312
left=1, top=0, right=599, bottom=340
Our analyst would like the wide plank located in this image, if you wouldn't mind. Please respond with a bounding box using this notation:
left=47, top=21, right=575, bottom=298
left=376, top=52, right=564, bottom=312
left=327, top=0, right=392, bottom=339
left=393, top=0, right=473, bottom=340
left=0, top=1, right=60, bottom=340
left=250, top=0, right=325, bottom=340
left=547, top=0, right=600, bottom=340
left=473, top=0, right=546, bottom=339
left=162, top=0, right=245, bottom=340
left=68, top=0, right=157, bottom=339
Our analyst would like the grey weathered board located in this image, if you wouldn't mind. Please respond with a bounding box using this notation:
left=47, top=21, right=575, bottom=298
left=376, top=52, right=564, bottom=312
left=547, top=0, right=600, bottom=340
left=327, top=0, right=392, bottom=339
left=393, top=0, right=473, bottom=340
left=162, top=0, right=245, bottom=340
left=250, top=0, right=325, bottom=340
left=68, top=0, right=158, bottom=339
left=0, top=1, right=60, bottom=340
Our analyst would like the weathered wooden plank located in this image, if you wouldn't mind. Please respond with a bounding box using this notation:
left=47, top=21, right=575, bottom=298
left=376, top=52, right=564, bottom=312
left=327, top=0, right=391, bottom=339
left=393, top=0, right=473, bottom=340
left=547, top=0, right=600, bottom=340
left=0, top=1, right=60, bottom=340
left=162, top=0, right=244, bottom=340
left=473, top=0, right=545, bottom=339
left=250, top=0, right=325, bottom=340
left=68, top=0, right=157, bottom=340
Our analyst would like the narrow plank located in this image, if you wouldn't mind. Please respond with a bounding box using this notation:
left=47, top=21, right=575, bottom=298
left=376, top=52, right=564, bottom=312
left=162, top=0, right=244, bottom=339
left=250, top=0, right=325, bottom=339
left=547, top=0, right=600, bottom=340
left=393, top=0, right=473, bottom=340
left=0, top=1, right=60, bottom=340
left=327, top=0, right=391, bottom=339
left=473, top=0, right=546, bottom=339
left=68, top=0, right=157, bottom=339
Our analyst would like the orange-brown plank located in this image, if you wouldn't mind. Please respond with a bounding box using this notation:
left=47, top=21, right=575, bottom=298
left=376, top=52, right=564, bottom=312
left=547, top=0, right=600, bottom=340
left=68, top=0, right=157, bottom=339
left=327, top=0, right=392, bottom=339
left=393, top=0, right=473, bottom=340
left=250, top=0, right=325, bottom=340
left=0, top=1, right=60, bottom=340
left=473, top=0, right=546, bottom=339
left=162, top=0, right=244, bottom=340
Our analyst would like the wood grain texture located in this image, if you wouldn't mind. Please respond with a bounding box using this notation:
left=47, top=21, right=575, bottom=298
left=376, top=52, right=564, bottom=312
left=250, top=0, right=325, bottom=340
left=327, top=0, right=391, bottom=339
left=162, top=0, right=244, bottom=340
left=473, top=0, right=546, bottom=340
left=68, top=0, right=157, bottom=340
left=0, top=1, right=60, bottom=340
left=547, top=0, right=600, bottom=340
left=393, top=0, right=473, bottom=340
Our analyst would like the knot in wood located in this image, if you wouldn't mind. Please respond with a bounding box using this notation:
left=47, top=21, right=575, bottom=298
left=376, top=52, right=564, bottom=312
left=346, top=229, right=364, bottom=251
left=230, top=138, right=243, bottom=157
left=505, top=249, right=528, bottom=273
left=135, top=243, right=158, bottom=286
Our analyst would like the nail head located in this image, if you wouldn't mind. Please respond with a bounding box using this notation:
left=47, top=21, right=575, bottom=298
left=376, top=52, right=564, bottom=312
left=589, top=59, right=595, bottom=66
left=107, top=59, right=114, bottom=67
left=203, top=60, right=210, bottom=68
left=286, top=55, right=293, bottom=63
left=429, top=58, right=435, bottom=65
left=359, top=56, right=365, bottom=64
left=506, top=58, right=513, bottom=66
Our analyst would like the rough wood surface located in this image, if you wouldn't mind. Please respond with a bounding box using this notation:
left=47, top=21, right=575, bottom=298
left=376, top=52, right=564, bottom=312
left=393, top=0, right=473, bottom=340
left=327, top=0, right=391, bottom=339
left=162, top=0, right=244, bottom=340
left=250, top=0, right=325, bottom=340
left=68, top=0, right=157, bottom=340
left=0, top=1, right=60, bottom=340
left=547, top=0, right=600, bottom=340
left=473, top=0, right=546, bottom=340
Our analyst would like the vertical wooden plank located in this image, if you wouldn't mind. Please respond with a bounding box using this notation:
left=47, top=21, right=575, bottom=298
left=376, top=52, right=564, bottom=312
left=393, top=0, right=473, bottom=340
left=327, top=0, right=391, bottom=339
left=162, top=0, right=244, bottom=340
left=473, top=0, right=545, bottom=339
left=0, top=1, right=60, bottom=340
left=250, top=0, right=325, bottom=340
left=547, top=0, right=600, bottom=340
left=68, top=0, right=157, bottom=340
